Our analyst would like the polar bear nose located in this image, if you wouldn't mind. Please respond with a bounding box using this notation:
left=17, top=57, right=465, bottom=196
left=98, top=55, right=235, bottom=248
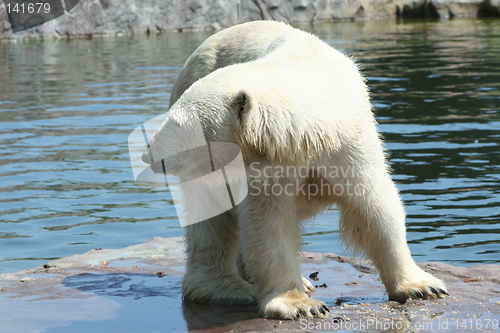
left=142, top=147, right=152, bottom=165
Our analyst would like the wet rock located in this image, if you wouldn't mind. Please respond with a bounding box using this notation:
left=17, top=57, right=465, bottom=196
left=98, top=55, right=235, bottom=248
left=0, top=236, right=498, bottom=332
left=480, top=0, right=500, bottom=15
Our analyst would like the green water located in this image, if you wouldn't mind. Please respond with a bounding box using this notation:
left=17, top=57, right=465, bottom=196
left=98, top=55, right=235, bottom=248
left=0, top=18, right=499, bottom=275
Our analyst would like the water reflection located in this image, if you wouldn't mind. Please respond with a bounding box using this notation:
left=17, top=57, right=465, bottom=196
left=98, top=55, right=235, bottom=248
left=0, top=19, right=499, bottom=274
left=0, top=293, right=121, bottom=332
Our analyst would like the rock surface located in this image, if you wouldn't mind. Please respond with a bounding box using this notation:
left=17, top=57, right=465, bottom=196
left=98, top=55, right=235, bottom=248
left=1, top=0, right=500, bottom=40
left=0, top=236, right=499, bottom=332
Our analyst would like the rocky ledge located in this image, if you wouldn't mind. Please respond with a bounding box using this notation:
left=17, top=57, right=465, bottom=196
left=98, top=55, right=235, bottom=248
left=1, top=0, right=500, bottom=40
left=0, top=237, right=498, bottom=332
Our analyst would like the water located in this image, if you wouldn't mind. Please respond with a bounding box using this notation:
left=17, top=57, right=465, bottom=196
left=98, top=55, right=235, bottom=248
left=1, top=18, right=499, bottom=275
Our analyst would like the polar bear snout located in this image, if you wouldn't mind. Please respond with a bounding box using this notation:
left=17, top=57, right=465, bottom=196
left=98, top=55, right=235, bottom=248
left=141, top=146, right=172, bottom=175
left=141, top=147, right=167, bottom=174
left=141, top=147, right=152, bottom=165
left=143, top=145, right=216, bottom=178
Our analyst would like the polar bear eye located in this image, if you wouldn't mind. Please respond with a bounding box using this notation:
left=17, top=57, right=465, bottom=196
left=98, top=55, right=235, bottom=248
left=232, top=90, right=251, bottom=118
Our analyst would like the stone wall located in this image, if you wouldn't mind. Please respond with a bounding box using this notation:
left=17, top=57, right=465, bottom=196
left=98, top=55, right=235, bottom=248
left=1, top=0, right=500, bottom=40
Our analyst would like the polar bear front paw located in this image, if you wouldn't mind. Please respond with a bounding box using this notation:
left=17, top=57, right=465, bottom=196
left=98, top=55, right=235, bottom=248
left=388, top=269, right=448, bottom=303
left=259, top=290, right=330, bottom=320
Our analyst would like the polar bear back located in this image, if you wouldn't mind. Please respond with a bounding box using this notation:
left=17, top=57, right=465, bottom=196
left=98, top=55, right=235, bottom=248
left=171, top=21, right=372, bottom=125
left=170, top=21, right=294, bottom=106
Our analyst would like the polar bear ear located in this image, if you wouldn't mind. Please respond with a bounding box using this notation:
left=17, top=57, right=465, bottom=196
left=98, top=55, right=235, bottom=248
left=231, top=90, right=251, bottom=117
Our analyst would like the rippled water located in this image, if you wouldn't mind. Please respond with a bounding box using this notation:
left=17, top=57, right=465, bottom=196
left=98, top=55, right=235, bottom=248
left=1, top=18, right=499, bottom=274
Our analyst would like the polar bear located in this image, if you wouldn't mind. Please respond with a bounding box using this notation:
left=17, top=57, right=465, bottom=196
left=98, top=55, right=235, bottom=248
left=142, top=20, right=448, bottom=320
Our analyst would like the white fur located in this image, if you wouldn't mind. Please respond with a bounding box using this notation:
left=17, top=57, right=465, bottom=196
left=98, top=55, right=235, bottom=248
left=145, top=21, right=447, bottom=320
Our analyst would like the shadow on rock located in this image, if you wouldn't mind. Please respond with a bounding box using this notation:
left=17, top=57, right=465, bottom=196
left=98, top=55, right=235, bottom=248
left=63, top=272, right=182, bottom=299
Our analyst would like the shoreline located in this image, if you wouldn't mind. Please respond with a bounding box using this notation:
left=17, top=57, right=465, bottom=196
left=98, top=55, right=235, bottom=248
left=1, top=0, right=500, bottom=41
left=1, top=236, right=498, bottom=332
